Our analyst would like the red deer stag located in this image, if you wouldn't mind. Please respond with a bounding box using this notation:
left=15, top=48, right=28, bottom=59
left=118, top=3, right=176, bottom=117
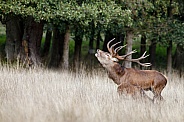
left=95, top=38, right=167, bottom=102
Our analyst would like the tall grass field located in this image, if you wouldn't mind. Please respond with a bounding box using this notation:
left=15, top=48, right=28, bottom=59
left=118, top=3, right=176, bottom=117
left=0, top=66, right=183, bottom=122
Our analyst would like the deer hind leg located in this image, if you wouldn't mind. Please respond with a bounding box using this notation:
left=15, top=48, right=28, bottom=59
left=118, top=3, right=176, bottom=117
left=139, top=89, right=153, bottom=101
left=152, top=84, right=165, bottom=102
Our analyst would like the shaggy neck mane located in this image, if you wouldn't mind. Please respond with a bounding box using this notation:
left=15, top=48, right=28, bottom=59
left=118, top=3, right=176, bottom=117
left=105, top=63, right=125, bottom=85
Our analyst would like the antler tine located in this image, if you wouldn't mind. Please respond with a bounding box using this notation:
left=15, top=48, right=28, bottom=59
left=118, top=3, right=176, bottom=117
left=107, top=38, right=122, bottom=55
left=124, top=51, right=152, bottom=67
left=114, top=44, right=127, bottom=53
left=107, top=38, right=116, bottom=54
left=136, top=62, right=152, bottom=67
left=141, top=63, right=152, bottom=67
left=116, top=50, right=137, bottom=59
left=131, top=51, right=149, bottom=61
left=111, top=41, right=122, bottom=54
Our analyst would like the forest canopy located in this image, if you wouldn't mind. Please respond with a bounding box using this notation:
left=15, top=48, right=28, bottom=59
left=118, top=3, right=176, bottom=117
left=0, top=0, right=184, bottom=74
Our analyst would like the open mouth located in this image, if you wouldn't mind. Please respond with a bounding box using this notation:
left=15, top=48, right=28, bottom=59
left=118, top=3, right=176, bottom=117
left=95, top=53, right=98, bottom=57
left=95, top=49, right=100, bottom=57
left=95, top=51, right=99, bottom=57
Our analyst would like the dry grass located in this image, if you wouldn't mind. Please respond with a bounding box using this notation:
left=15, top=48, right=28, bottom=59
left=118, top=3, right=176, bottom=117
left=0, top=66, right=183, bottom=122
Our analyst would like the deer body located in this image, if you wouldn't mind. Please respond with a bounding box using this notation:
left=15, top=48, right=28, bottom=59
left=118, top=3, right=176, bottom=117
left=95, top=39, right=167, bottom=102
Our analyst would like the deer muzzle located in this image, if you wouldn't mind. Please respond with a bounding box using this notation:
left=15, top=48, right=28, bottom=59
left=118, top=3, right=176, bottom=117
left=95, top=49, right=100, bottom=57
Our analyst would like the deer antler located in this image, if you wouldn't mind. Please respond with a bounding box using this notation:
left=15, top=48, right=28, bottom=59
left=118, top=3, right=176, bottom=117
left=107, top=38, right=151, bottom=67
left=116, top=50, right=137, bottom=59
left=124, top=51, right=152, bottom=67
left=116, top=51, right=151, bottom=67
left=107, top=38, right=126, bottom=56
left=107, top=38, right=115, bottom=54
left=114, top=45, right=127, bottom=53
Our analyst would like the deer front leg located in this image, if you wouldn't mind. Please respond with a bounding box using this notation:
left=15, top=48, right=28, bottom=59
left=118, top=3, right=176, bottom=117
left=117, top=82, right=137, bottom=96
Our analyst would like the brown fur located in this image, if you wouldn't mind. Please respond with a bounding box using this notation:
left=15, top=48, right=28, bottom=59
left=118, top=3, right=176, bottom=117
left=95, top=49, right=167, bottom=102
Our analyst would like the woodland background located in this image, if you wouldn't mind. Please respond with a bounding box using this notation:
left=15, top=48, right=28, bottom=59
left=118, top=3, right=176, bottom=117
left=0, top=0, right=184, bottom=75
left=0, top=1, right=184, bottom=122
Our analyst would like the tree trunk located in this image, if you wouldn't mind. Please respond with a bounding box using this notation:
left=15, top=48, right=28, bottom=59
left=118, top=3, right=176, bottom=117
left=117, top=34, right=125, bottom=46
left=96, top=30, right=101, bottom=50
left=42, top=28, right=52, bottom=57
left=103, top=30, right=115, bottom=52
left=178, top=0, right=184, bottom=20
left=125, top=30, right=133, bottom=68
left=49, top=27, right=64, bottom=68
left=73, top=26, right=83, bottom=72
left=116, top=34, right=125, bottom=55
left=60, top=24, right=70, bottom=70
left=22, top=16, right=44, bottom=66
left=5, top=14, right=23, bottom=62
left=173, top=43, right=184, bottom=77
left=149, top=39, right=157, bottom=69
left=89, top=21, right=95, bottom=54
left=167, top=0, right=173, bottom=76
left=140, top=34, right=146, bottom=69
left=167, top=40, right=172, bottom=74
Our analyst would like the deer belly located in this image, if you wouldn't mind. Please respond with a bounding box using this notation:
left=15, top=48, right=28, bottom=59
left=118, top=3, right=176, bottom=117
left=129, top=80, right=153, bottom=90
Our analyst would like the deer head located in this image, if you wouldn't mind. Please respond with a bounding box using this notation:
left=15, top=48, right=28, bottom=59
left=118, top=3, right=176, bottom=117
left=95, top=49, right=118, bottom=66
left=95, top=38, right=151, bottom=67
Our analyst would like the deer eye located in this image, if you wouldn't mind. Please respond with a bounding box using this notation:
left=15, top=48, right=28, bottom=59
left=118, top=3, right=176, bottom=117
left=106, top=53, right=111, bottom=57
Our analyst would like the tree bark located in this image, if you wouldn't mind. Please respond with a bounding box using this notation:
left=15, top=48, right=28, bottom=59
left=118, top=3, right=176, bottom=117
left=49, top=27, right=64, bottom=68
left=96, top=30, right=101, bottom=50
left=60, top=24, right=70, bottom=70
left=103, top=30, right=115, bottom=52
left=116, top=34, right=125, bottom=55
left=125, top=30, right=133, bottom=68
left=73, top=26, right=83, bottom=72
left=140, top=34, right=146, bottom=69
left=178, top=0, right=184, bottom=20
left=167, top=0, right=173, bottom=76
left=42, top=28, right=52, bottom=57
left=167, top=40, right=172, bottom=74
left=89, top=21, right=95, bottom=54
left=22, top=16, right=44, bottom=66
left=173, top=43, right=184, bottom=77
left=149, top=39, right=157, bottom=69
left=5, top=14, right=23, bottom=62
left=117, top=34, right=125, bottom=46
